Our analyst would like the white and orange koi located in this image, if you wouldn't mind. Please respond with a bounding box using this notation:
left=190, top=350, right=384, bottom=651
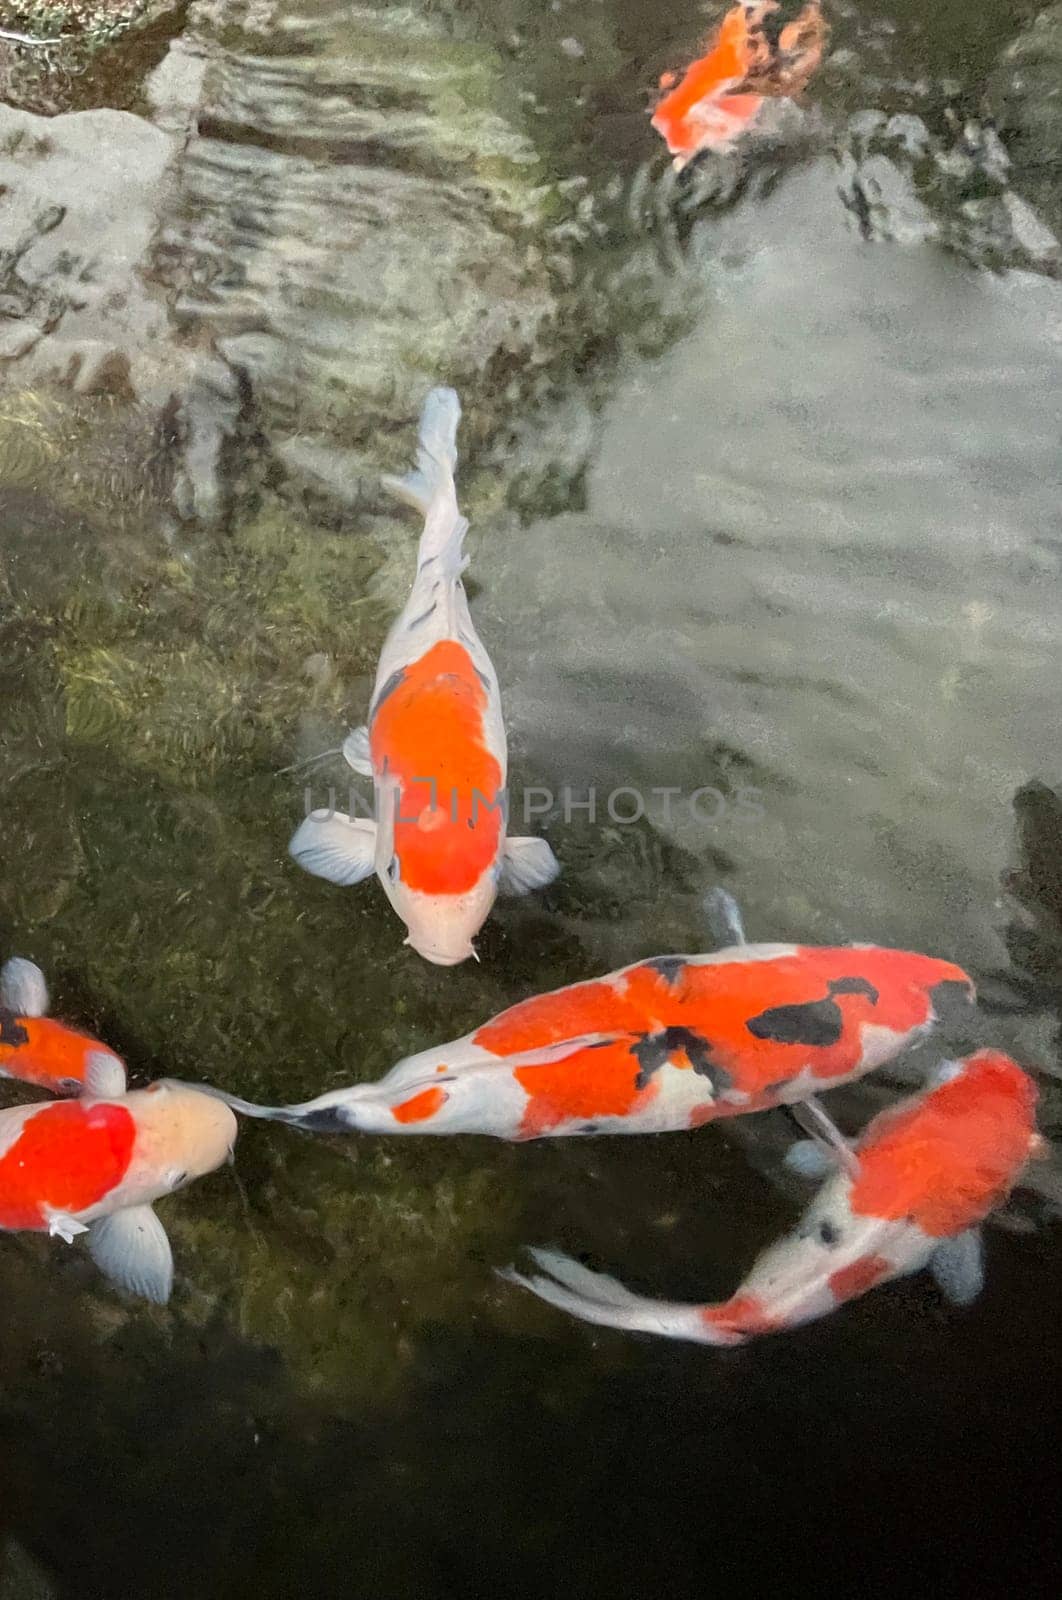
left=504, top=1050, right=1042, bottom=1343
left=0, top=1068, right=236, bottom=1303
left=208, top=943, right=973, bottom=1139
left=0, top=957, right=126, bottom=1098
left=289, top=388, right=559, bottom=965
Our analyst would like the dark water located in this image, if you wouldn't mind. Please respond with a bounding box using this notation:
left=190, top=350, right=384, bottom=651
left=0, top=0, right=1061, bottom=1595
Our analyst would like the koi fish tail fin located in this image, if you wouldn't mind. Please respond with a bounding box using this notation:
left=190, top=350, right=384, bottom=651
left=500, top=1248, right=730, bottom=1345
left=383, top=387, right=469, bottom=578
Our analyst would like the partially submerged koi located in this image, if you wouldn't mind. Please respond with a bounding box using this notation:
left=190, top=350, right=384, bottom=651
left=0, top=957, right=126, bottom=1098
left=289, top=388, right=559, bottom=966
left=504, top=1050, right=1042, bottom=1343
left=205, top=942, right=972, bottom=1139
left=652, top=0, right=829, bottom=165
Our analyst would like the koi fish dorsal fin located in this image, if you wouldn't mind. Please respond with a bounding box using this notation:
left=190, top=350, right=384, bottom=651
left=0, top=957, right=49, bottom=1018
left=89, top=1204, right=174, bottom=1304
left=383, top=388, right=468, bottom=576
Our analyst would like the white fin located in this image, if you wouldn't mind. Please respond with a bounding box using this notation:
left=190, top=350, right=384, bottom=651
left=384, top=388, right=468, bottom=577
left=89, top=1205, right=174, bottom=1305
left=46, top=1211, right=89, bottom=1244
left=784, top=1139, right=836, bottom=1180
left=702, top=887, right=747, bottom=947
left=0, top=957, right=49, bottom=1017
left=289, top=811, right=377, bottom=887
left=789, top=1097, right=860, bottom=1177
left=342, top=726, right=373, bottom=776
left=84, top=1050, right=127, bottom=1099
left=499, top=836, right=561, bottom=896
left=930, top=1228, right=984, bottom=1307
left=931, top=1058, right=964, bottom=1086
left=499, top=1249, right=711, bottom=1342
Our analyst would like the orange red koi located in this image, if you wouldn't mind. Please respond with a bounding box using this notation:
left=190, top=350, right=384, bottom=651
left=652, top=0, right=829, bottom=164
left=504, top=1051, right=1042, bottom=1344
left=0, top=1080, right=237, bottom=1303
left=209, top=942, right=973, bottom=1141
left=288, top=388, right=559, bottom=966
left=0, top=957, right=126, bottom=1098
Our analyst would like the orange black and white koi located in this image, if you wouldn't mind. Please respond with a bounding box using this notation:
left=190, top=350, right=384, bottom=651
left=289, top=388, right=559, bottom=965
left=652, top=0, right=829, bottom=166
left=0, top=957, right=126, bottom=1098
left=0, top=1068, right=237, bottom=1303
left=504, top=1050, right=1042, bottom=1342
left=209, top=942, right=972, bottom=1138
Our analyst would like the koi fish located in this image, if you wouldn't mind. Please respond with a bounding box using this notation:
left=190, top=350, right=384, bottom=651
left=288, top=388, right=559, bottom=965
left=0, top=957, right=126, bottom=1098
left=0, top=1060, right=237, bottom=1303
left=208, top=943, right=973, bottom=1139
left=504, top=1049, right=1042, bottom=1342
left=652, top=0, right=828, bottom=166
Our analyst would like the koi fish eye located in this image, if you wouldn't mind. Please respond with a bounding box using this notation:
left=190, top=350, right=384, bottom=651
left=166, top=1168, right=189, bottom=1190
left=817, top=1220, right=842, bottom=1247
left=387, top=855, right=401, bottom=884
left=58, top=1077, right=82, bottom=1094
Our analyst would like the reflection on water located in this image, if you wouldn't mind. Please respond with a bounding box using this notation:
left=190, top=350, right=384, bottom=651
left=0, top=0, right=1060, bottom=1593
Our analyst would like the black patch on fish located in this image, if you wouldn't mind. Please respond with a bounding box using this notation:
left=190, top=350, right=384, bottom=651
left=475, top=667, right=492, bottom=692
left=747, top=998, right=844, bottom=1048
left=0, top=1008, right=29, bottom=1048
left=632, top=1026, right=733, bottom=1093
left=818, top=1220, right=841, bottom=1247
left=827, top=976, right=879, bottom=1004
left=290, top=1107, right=352, bottom=1134
left=578, top=1122, right=600, bottom=1135
left=928, top=978, right=975, bottom=1021
left=644, top=956, right=686, bottom=987
left=371, top=667, right=407, bottom=718
left=408, top=604, right=435, bottom=629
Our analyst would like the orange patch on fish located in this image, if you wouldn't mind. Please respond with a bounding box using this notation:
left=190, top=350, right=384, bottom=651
left=392, top=1086, right=449, bottom=1125
left=0, top=1100, right=135, bottom=1230
left=0, top=1015, right=101, bottom=1092
left=514, top=1042, right=657, bottom=1139
left=370, top=639, right=503, bottom=897
left=850, top=1051, right=1038, bottom=1237
left=828, top=1253, right=891, bottom=1303
left=477, top=948, right=969, bottom=1107
left=701, top=1291, right=778, bottom=1340
left=652, top=0, right=828, bottom=159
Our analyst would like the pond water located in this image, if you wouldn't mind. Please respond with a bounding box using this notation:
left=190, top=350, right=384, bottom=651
left=0, top=1, right=1060, bottom=1595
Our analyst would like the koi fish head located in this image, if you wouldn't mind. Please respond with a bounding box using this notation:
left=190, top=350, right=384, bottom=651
left=393, top=876, right=496, bottom=967
left=126, top=1081, right=237, bottom=1193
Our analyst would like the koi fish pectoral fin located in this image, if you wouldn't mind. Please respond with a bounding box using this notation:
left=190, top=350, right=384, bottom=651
left=289, top=811, right=377, bottom=887
left=929, top=1228, right=984, bottom=1307
left=84, top=1050, right=127, bottom=1100
left=784, top=1138, right=836, bottom=1181
left=702, top=886, right=747, bottom=948
left=89, top=1205, right=174, bottom=1305
left=787, top=1097, right=860, bottom=1178
left=0, top=956, right=49, bottom=1018
left=498, top=836, right=561, bottom=896
left=341, top=726, right=373, bottom=776
left=46, top=1212, right=89, bottom=1244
